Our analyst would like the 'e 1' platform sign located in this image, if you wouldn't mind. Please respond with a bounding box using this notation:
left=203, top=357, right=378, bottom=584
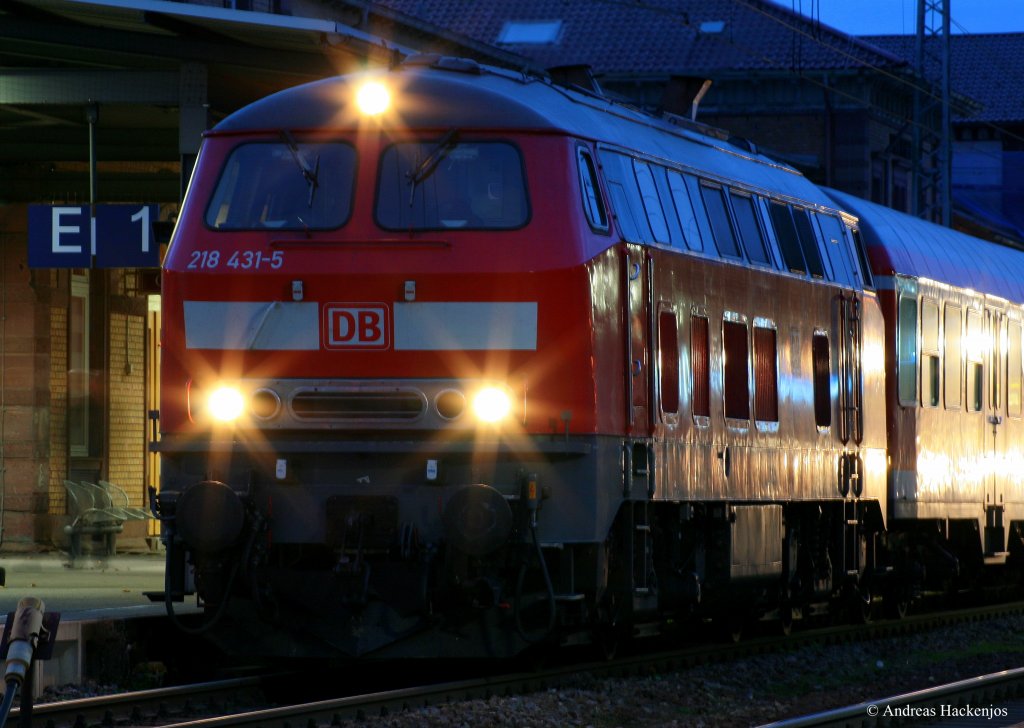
left=28, top=205, right=160, bottom=269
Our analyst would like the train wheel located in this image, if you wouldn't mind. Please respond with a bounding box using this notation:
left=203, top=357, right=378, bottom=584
left=728, top=618, right=743, bottom=643
left=779, top=601, right=794, bottom=636
left=595, top=625, right=622, bottom=661
left=884, top=585, right=910, bottom=620
left=849, top=582, right=873, bottom=624
left=715, top=611, right=744, bottom=642
left=593, top=592, right=629, bottom=661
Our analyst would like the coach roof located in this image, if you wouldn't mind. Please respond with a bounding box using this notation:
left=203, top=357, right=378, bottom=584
left=827, top=189, right=1024, bottom=303
left=212, top=56, right=840, bottom=212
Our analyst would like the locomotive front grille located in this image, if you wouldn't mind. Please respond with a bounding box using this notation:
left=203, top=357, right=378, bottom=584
left=291, top=389, right=426, bottom=422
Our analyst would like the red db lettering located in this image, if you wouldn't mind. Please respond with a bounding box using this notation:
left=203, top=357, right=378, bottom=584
left=324, top=304, right=389, bottom=349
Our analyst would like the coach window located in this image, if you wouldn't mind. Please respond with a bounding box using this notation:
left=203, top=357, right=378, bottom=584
left=691, top=313, right=711, bottom=423
left=633, top=160, right=671, bottom=244
left=966, top=310, right=984, bottom=413
left=792, top=208, right=826, bottom=279
left=816, top=214, right=855, bottom=287
left=898, top=293, right=918, bottom=406
left=944, top=304, right=962, bottom=409
left=731, top=192, right=771, bottom=265
left=599, top=150, right=648, bottom=242
left=723, top=316, right=750, bottom=421
left=577, top=148, right=608, bottom=232
left=812, top=332, right=831, bottom=429
left=701, top=184, right=742, bottom=258
left=920, top=299, right=940, bottom=408
left=666, top=171, right=705, bottom=252
left=753, top=321, right=779, bottom=426
left=848, top=227, right=874, bottom=288
left=659, top=310, right=680, bottom=416
left=768, top=203, right=807, bottom=275
left=1009, top=320, right=1023, bottom=417
left=606, top=182, right=643, bottom=241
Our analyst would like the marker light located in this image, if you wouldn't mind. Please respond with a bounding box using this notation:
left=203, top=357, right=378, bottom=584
left=208, top=386, right=246, bottom=423
left=472, top=386, right=512, bottom=424
left=355, top=81, right=390, bottom=116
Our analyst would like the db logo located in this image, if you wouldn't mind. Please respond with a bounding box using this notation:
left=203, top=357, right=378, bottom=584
left=323, top=304, right=389, bottom=349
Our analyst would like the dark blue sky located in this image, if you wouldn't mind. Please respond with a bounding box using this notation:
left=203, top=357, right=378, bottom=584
left=770, top=0, right=1024, bottom=35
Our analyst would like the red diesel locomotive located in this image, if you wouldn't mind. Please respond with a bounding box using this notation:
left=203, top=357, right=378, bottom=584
left=155, top=54, right=1024, bottom=659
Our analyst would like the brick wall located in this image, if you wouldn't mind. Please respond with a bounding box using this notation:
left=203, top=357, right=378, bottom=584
left=49, top=305, right=68, bottom=514
left=107, top=311, right=147, bottom=509
left=0, top=206, right=54, bottom=550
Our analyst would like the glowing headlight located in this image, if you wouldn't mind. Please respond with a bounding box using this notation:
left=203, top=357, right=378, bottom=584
left=207, top=386, right=245, bottom=423
left=472, top=386, right=512, bottom=424
left=355, top=81, right=390, bottom=116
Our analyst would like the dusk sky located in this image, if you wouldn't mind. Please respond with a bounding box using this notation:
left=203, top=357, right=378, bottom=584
left=770, top=0, right=1024, bottom=35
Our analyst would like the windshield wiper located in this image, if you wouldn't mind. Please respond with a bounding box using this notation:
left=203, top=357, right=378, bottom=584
left=280, top=130, right=320, bottom=207
left=407, top=128, right=460, bottom=205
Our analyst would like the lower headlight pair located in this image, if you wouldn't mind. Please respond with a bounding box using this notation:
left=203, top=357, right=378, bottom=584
left=196, top=382, right=513, bottom=425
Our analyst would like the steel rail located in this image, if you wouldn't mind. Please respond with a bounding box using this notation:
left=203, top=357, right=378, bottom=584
left=757, top=667, right=1024, bottom=728
left=147, top=601, right=1024, bottom=728
left=8, top=675, right=270, bottom=727
left=17, top=600, right=1024, bottom=727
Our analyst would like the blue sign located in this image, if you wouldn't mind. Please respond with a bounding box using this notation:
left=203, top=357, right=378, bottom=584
left=28, top=206, right=90, bottom=268
left=28, top=204, right=161, bottom=269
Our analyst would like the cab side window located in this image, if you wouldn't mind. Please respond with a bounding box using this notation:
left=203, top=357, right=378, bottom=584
left=577, top=148, right=608, bottom=233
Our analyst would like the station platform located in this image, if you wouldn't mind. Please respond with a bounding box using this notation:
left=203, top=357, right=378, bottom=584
left=0, top=550, right=168, bottom=619
left=0, top=550, right=202, bottom=696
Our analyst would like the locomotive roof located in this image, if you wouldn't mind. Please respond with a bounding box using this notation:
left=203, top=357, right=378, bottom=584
left=826, top=189, right=1024, bottom=303
left=212, top=56, right=842, bottom=213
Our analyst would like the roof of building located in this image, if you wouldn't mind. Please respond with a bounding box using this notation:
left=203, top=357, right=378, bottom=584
left=367, top=0, right=907, bottom=77
left=866, top=33, right=1024, bottom=124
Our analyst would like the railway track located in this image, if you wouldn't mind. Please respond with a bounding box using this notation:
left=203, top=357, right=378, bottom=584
left=18, top=600, right=1024, bottom=727
left=757, top=667, right=1024, bottom=727
left=9, top=675, right=272, bottom=727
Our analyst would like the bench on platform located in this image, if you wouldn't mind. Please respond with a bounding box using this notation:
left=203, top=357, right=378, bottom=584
left=63, top=480, right=124, bottom=558
left=95, top=480, right=152, bottom=521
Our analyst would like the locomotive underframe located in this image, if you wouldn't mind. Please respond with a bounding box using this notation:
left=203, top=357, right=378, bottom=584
left=157, top=432, right=894, bottom=658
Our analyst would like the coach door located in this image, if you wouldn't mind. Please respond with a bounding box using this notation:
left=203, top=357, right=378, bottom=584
left=985, top=308, right=1008, bottom=553
left=837, top=292, right=864, bottom=449
left=625, top=245, right=652, bottom=435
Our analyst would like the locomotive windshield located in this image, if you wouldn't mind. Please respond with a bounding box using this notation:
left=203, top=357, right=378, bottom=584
left=205, top=140, right=356, bottom=230
left=376, top=141, right=528, bottom=230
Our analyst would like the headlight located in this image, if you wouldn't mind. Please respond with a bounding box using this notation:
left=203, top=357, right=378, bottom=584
left=207, top=385, right=246, bottom=423
left=355, top=80, right=390, bottom=116
left=471, top=386, right=512, bottom=424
